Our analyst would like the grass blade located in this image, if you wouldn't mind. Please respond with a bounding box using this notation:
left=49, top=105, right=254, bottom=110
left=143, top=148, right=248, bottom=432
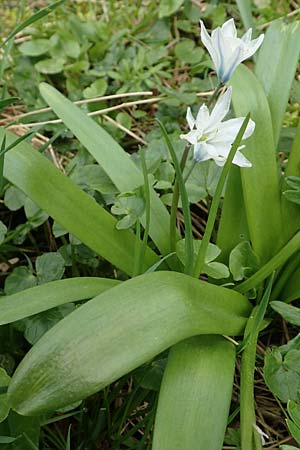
left=1, top=0, right=66, bottom=48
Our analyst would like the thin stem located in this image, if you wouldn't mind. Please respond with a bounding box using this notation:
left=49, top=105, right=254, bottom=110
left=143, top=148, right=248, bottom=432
left=169, top=146, right=190, bottom=254
left=207, top=82, right=224, bottom=108
left=133, top=220, right=141, bottom=277
left=240, top=276, right=273, bottom=450
left=183, top=159, right=197, bottom=183
left=157, top=120, right=194, bottom=275
left=240, top=319, right=258, bottom=450
left=193, top=114, right=250, bottom=278
left=139, top=148, right=151, bottom=273
left=235, top=229, right=300, bottom=294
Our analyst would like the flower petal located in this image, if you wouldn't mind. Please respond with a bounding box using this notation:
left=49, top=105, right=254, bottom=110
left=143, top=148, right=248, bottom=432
left=195, top=104, right=209, bottom=129
left=219, top=42, right=244, bottom=82
left=180, top=129, right=200, bottom=145
left=207, top=87, right=232, bottom=130
left=186, top=107, right=195, bottom=130
left=232, top=150, right=252, bottom=167
left=241, top=28, right=252, bottom=43
left=193, top=142, right=211, bottom=162
left=214, top=117, right=255, bottom=143
left=242, top=34, right=264, bottom=60
left=200, top=20, right=221, bottom=74
left=221, top=19, right=237, bottom=38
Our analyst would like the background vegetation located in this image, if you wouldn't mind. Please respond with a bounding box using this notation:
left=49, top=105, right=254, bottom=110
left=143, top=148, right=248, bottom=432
left=1, top=1, right=300, bottom=449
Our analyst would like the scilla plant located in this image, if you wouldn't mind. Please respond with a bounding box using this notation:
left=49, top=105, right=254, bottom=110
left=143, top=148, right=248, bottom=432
left=1, top=16, right=300, bottom=450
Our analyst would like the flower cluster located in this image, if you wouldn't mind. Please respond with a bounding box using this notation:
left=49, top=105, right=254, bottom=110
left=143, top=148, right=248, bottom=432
left=181, top=19, right=264, bottom=168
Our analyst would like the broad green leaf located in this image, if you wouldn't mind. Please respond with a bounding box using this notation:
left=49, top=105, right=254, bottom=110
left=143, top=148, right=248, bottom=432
left=0, top=277, right=120, bottom=325
left=111, top=192, right=145, bottom=230
left=287, top=419, right=300, bottom=445
left=0, top=221, right=7, bottom=245
left=83, top=79, right=107, bottom=99
left=8, top=271, right=250, bottom=415
left=4, top=267, right=36, bottom=295
left=158, top=0, right=184, bottom=18
left=35, top=58, right=65, bottom=74
left=174, top=39, right=204, bottom=64
left=271, top=301, right=300, bottom=326
left=0, top=369, right=11, bottom=423
left=153, top=336, right=235, bottom=450
left=36, top=253, right=65, bottom=284
left=255, top=20, right=300, bottom=147
left=264, top=347, right=300, bottom=402
left=231, top=65, right=283, bottom=262
left=281, top=122, right=300, bottom=242
left=39, top=83, right=172, bottom=257
left=229, top=241, right=259, bottom=281
left=176, top=240, right=229, bottom=279
left=5, top=413, right=40, bottom=450
left=235, top=0, right=254, bottom=30
left=24, top=198, right=48, bottom=227
left=59, top=31, right=80, bottom=59
left=22, top=304, right=75, bottom=345
left=70, top=164, right=117, bottom=195
left=288, top=400, right=300, bottom=429
left=19, top=39, right=50, bottom=57
left=2, top=129, right=159, bottom=275
left=217, top=167, right=250, bottom=263
left=4, top=186, right=26, bottom=211
left=280, top=446, right=299, bottom=450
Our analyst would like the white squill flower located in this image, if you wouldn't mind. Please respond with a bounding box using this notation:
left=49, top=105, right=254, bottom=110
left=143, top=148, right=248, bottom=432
left=200, top=18, right=264, bottom=83
left=180, top=87, right=255, bottom=168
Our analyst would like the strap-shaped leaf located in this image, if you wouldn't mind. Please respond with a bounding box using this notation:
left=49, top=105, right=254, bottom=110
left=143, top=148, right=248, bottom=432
left=231, top=65, right=283, bottom=262
left=153, top=335, right=235, bottom=450
left=2, top=129, right=159, bottom=275
left=255, top=20, right=300, bottom=147
left=217, top=166, right=249, bottom=263
left=8, top=271, right=250, bottom=415
left=39, top=83, right=172, bottom=256
left=0, top=277, right=120, bottom=325
left=281, top=121, right=300, bottom=241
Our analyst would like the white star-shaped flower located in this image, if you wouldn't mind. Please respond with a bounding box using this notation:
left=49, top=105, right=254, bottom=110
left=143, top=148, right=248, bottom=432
left=180, top=87, right=255, bottom=168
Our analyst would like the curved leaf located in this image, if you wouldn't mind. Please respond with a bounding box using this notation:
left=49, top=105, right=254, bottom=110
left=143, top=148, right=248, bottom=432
left=0, top=277, right=120, bottom=325
left=39, top=83, right=172, bottom=257
left=217, top=166, right=249, bottom=263
left=255, top=19, right=300, bottom=147
left=2, top=129, right=159, bottom=275
left=8, top=271, right=251, bottom=415
left=153, top=335, right=236, bottom=450
left=231, top=65, right=283, bottom=262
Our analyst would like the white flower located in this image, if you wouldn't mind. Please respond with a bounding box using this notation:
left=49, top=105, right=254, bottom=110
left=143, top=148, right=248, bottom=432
left=200, top=18, right=264, bottom=83
left=180, top=87, right=255, bottom=168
